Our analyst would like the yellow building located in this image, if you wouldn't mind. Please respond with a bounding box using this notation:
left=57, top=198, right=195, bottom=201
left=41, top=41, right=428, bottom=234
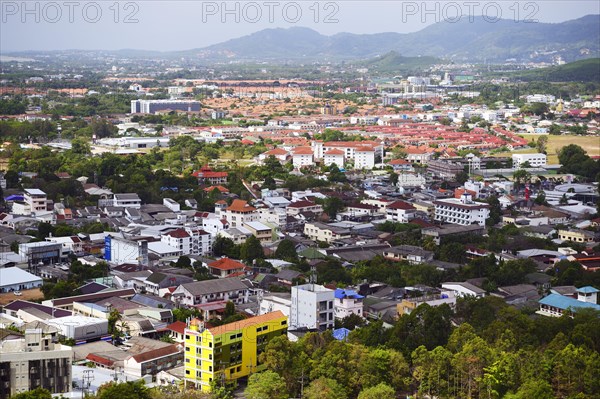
left=184, top=311, right=288, bottom=392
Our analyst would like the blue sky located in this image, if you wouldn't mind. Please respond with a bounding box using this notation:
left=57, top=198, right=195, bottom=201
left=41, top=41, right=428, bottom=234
left=1, top=1, right=599, bottom=51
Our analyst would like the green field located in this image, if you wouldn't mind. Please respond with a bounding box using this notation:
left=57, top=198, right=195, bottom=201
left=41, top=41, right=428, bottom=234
left=493, top=134, right=600, bottom=165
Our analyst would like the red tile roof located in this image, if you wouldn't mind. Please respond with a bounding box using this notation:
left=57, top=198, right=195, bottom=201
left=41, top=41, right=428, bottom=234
left=166, top=320, right=187, bottom=335
left=324, top=149, right=345, bottom=155
left=293, top=147, right=314, bottom=155
left=208, top=257, right=246, bottom=271
left=226, top=199, right=256, bottom=213
left=165, top=228, right=190, bottom=239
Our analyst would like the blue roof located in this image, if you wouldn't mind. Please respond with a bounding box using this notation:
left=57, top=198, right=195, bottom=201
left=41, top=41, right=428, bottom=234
left=5, top=195, right=24, bottom=201
left=577, top=286, right=599, bottom=294
left=332, top=328, right=351, bottom=341
left=539, top=294, right=600, bottom=312
left=334, top=288, right=364, bottom=300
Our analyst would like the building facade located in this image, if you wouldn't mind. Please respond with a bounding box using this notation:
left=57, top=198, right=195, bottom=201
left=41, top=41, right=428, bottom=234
left=184, top=312, right=288, bottom=392
left=290, top=284, right=335, bottom=331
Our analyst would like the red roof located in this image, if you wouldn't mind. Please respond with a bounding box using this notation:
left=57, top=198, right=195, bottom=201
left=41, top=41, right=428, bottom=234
left=166, top=320, right=187, bottom=335
left=293, top=146, right=313, bottom=155
left=288, top=200, right=317, bottom=208
left=86, top=353, right=114, bottom=367
left=208, top=257, right=246, bottom=271
left=204, top=185, right=229, bottom=193
left=226, top=199, right=256, bottom=213
left=388, top=200, right=415, bottom=210
left=265, top=148, right=288, bottom=156
left=165, top=228, right=190, bottom=239
left=131, top=344, right=180, bottom=363
left=324, top=149, right=345, bottom=155
left=389, top=159, right=410, bottom=165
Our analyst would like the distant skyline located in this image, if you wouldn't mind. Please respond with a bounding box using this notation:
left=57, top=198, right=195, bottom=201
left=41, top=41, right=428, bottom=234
left=1, top=1, right=599, bottom=52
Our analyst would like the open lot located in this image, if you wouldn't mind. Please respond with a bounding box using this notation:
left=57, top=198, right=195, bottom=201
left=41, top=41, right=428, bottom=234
left=0, top=288, right=43, bottom=306
left=492, top=134, right=600, bottom=165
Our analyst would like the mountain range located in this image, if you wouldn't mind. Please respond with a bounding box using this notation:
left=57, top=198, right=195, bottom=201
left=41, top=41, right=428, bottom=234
left=178, top=15, right=599, bottom=62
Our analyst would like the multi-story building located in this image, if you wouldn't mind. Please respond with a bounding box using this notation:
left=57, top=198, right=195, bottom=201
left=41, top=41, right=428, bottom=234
left=160, top=228, right=212, bottom=256
left=558, top=229, right=596, bottom=244
left=131, top=99, right=201, bottom=114
left=24, top=188, right=47, bottom=213
left=427, top=159, right=464, bottom=179
left=434, top=194, right=490, bottom=226
left=512, top=153, right=547, bottom=168
left=290, top=284, right=335, bottom=331
left=354, top=146, right=376, bottom=169
left=386, top=200, right=417, bottom=223
left=112, top=193, right=142, bottom=208
left=0, top=329, right=72, bottom=399
left=303, top=222, right=351, bottom=243
left=292, top=147, right=314, bottom=169
left=286, top=200, right=324, bottom=217
left=322, top=149, right=345, bottom=168
left=221, top=200, right=257, bottom=229
left=184, top=311, right=288, bottom=392
left=333, top=288, right=364, bottom=320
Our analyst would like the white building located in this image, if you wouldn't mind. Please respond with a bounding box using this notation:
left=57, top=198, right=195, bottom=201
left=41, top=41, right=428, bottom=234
left=113, top=193, right=142, bottom=208
left=24, top=188, right=47, bottom=213
left=45, top=315, right=109, bottom=341
left=441, top=282, right=487, bottom=298
left=259, top=293, right=292, bottom=318
left=322, top=149, right=345, bottom=168
left=221, top=200, right=258, bottom=228
left=333, top=288, right=364, bottom=320
left=104, top=235, right=148, bottom=266
left=290, top=284, right=335, bottom=331
left=512, top=153, right=547, bottom=168
left=526, top=94, right=556, bottom=104
left=434, top=194, right=490, bottom=226
left=386, top=200, right=417, bottom=223
left=354, top=147, right=376, bottom=169
left=0, top=267, right=43, bottom=293
left=292, top=147, right=314, bottom=168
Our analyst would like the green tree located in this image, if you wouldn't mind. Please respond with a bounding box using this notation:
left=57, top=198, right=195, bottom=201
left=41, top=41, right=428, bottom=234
left=240, top=235, right=264, bottom=263
left=11, top=388, right=52, bottom=399
left=304, top=377, right=347, bottom=399
left=71, top=137, right=91, bottom=155
left=94, top=381, right=152, bottom=399
left=536, top=135, right=548, bottom=154
left=244, top=371, right=288, bottom=399
left=357, top=383, right=395, bottom=399
left=274, top=239, right=298, bottom=263
left=323, top=196, right=344, bottom=218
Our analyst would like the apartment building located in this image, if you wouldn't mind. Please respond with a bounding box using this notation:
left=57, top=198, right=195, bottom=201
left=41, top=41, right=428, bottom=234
left=512, top=153, right=547, bottom=168
left=0, top=329, right=72, bottom=399
left=221, top=200, right=258, bottom=228
left=292, top=147, right=314, bottom=168
left=434, top=194, right=490, bottom=226
left=385, top=200, right=417, bottom=223
left=290, top=284, right=335, bottom=331
left=184, top=312, right=288, bottom=392
left=24, top=188, right=47, bottom=213
left=303, top=222, right=351, bottom=243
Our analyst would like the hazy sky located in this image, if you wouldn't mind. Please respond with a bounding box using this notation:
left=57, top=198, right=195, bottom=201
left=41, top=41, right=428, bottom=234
left=1, top=1, right=599, bottom=52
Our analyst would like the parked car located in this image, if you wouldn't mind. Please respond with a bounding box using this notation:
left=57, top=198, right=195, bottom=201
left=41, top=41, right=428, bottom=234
left=13, top=291, right=22, bottom=296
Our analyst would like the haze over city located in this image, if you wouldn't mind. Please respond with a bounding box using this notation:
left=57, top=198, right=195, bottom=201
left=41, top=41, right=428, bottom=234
left=1, top=0, right=599, bottom=52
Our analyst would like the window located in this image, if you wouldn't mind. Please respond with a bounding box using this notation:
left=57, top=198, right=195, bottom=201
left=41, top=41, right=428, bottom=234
left=185, top=335, right=190, bottom=340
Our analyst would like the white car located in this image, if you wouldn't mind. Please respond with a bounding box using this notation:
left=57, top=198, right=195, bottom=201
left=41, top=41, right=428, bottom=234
left=13, top=291, right=22, bottom=296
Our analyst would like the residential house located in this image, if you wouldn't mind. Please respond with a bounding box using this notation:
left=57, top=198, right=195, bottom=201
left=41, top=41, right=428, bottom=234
left=171, top=279, right=249, bottom=307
